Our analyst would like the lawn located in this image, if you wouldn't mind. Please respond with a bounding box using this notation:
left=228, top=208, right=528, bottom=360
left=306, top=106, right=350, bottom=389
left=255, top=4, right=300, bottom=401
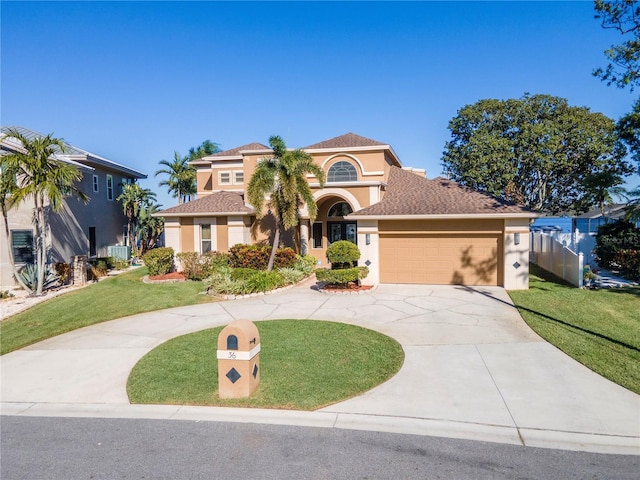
left=509, top=265, right=640, bottom=395
left=127, top=320, right=405, bottom=410
left=0, top=267, right=216, bottom=355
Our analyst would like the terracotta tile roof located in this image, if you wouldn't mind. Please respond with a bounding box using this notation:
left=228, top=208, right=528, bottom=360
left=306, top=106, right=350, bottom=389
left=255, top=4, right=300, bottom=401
left=209, top=143, right=270, bottom=157
left=352, top=167, right=532, bottom=216
left=304, top=132, right=387, bottom=150
left=158, top=191, right=253, bottom=216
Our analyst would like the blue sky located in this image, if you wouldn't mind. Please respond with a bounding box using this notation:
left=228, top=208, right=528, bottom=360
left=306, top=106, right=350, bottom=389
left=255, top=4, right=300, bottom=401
left=2, top=1, right=639, bottom=208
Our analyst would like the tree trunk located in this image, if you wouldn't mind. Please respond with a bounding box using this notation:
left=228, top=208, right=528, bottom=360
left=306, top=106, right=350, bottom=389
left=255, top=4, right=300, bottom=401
left=267, top=223, right=280, bottom=271
left=35, top=196, right=45, bottom=296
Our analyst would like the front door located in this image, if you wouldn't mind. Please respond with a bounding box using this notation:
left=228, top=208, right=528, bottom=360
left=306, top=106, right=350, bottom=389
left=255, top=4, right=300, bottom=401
left=327, top=222, right=357, bottom=244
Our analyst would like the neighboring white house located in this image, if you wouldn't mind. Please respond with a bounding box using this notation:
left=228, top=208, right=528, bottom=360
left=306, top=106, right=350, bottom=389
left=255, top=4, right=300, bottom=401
left=1, top=126, right=146, bottom=287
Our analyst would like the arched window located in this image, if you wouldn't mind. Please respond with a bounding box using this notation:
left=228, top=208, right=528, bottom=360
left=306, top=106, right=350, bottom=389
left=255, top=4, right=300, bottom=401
left=327, top=161, right=357, bottom=182
left=327, top=202, right=353, bottom=218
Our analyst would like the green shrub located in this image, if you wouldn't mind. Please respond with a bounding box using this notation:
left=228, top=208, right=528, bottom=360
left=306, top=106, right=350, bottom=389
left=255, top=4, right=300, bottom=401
left=113, top=259, right=130, bottom=271
left=278, top=267, right=306, bottom=285
left=230, top=268, right=260, bottom=281
left=326, top=240, right=360, bottom=269
left=315, top=266, right=369, bottom=287
left=294, top=254, right=318, bottom=274
left=594, top=220, right=640, bottom=278
left=177, top=251, right=229, bottom=280
left=142, top=247, right=174, bottom=277
left=245, top=270, right=284, bottom=292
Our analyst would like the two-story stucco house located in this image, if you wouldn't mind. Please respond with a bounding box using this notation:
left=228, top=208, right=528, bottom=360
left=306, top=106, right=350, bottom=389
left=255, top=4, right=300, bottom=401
left=159, top=133, right=535, bottom=289
left=1, top=126, right=147, bottom=286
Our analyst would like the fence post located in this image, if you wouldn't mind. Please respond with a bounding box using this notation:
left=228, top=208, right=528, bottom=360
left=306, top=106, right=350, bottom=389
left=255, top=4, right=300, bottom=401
left=578, top=252, right=584, bottom=288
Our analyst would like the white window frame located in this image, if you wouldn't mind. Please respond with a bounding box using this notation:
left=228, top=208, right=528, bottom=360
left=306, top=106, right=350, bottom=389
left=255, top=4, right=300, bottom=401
left=219, top=171, right=231, bottom=185
left=106, top=174, right=114, bottom=201
left=219, top=170, right=244, bottom=185
left=92, top=174, right=99, bottom=193
left=194, top=218, right=217, bottom=253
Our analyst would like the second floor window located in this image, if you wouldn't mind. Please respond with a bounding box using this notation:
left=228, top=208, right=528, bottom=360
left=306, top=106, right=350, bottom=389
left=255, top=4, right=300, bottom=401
left=219, top=172, right=231, bottom=185
left=93, top=175, right=99, bottom=193
left=327, top=161, right=357, bottom=182
left=106, top=174, right=114, bottom=201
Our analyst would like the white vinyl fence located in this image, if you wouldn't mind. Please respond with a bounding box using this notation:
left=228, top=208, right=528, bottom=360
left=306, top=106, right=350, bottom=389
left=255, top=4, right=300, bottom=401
left=530, top=232, right=584, bottom=288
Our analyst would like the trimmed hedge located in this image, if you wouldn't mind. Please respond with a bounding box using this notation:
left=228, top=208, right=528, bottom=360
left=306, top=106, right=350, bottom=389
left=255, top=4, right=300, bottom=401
left=142, top=247, right=174, bottom=276
left=316, top=266, right=369, bottom=287
left=326, top=240, right=360, bottom=269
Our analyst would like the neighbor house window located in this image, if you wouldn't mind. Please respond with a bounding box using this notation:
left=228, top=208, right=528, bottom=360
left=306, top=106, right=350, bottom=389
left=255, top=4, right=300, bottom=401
left=201, top=224, right=212, bottom=253
left=106, top=174, right=114, bottom=200
left=234, top=171, right=244, bottom=184
left=219, top=172, right=231, bottom=185
left=11, top=230, right=34, bottom=264
left=327, top=161, right=357, bottom=182
left=92, top=175, right=99, bottom=193
left=312, top=222, right=322, bottom=249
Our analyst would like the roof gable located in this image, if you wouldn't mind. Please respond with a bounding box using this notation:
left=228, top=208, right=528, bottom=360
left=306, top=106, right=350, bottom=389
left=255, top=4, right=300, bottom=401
left=303, top=133, right=387, bottom=150
left=209, top=143, right=270, bottom=158
left=352, top=167, right=533, bottom=217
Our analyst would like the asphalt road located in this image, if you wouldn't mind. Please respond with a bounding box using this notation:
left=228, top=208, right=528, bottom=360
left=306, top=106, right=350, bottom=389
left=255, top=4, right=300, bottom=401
left=1, top=416, right=637, bottom=479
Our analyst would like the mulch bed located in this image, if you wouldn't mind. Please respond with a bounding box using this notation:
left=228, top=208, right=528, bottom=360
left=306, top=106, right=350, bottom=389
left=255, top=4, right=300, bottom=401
left=321, top=283, right=373, bottom=293
left=147, top=272, right=187, bottom=282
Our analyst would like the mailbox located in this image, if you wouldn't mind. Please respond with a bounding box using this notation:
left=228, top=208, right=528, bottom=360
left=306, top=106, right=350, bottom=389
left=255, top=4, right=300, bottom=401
left=217, top=320, right=260, bottom=399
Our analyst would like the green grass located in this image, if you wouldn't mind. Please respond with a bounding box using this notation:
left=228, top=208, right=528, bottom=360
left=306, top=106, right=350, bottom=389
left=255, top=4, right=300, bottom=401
left=509, top=265, right=640, bottom=394
left=1, top=267, right=216, bottom=355
left=127, top=320, right=405, bottom=410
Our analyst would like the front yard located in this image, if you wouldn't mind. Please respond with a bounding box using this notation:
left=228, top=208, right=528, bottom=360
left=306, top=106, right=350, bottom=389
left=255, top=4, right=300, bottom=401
left=509, top=265, right=640, bottom=395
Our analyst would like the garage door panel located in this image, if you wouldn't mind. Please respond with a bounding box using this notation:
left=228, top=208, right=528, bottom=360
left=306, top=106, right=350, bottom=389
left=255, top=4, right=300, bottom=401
left=380, top=234, right=501, bottom=285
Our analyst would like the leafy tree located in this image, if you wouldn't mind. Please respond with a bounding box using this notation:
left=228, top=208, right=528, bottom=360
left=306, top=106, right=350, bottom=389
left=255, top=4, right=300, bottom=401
left=117, top=183, right=157, bottom=257
left=594, top=219, right=640, bottom=277
left=1, top=128, right=89, bottom=295
left=441, top=94, right=632, bottom=213
left=247, top=135, right=325, bottom=271
left=155, top=152, right=195, bottom=205
left=594, top=0, right=640, bottom=90
left=579, top=170, right=628, bottom=214
left=187, top=140, right=220, bottom=161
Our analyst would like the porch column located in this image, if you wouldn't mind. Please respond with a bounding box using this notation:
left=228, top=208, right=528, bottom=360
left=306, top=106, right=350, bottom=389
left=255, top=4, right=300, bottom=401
left=300, top=220, right=310, bottom=255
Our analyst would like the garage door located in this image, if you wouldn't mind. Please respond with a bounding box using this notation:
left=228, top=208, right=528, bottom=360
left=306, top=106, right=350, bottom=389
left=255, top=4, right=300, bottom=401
left=379, top=234, right=501, bottom=285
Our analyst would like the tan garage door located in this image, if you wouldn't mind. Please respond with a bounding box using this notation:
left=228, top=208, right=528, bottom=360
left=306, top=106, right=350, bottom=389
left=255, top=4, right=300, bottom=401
left=379, top=234, right=501, bottom=285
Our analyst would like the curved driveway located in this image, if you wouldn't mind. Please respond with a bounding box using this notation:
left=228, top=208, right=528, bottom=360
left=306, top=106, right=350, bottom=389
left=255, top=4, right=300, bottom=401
left=1, top=282, right=639, bottom=455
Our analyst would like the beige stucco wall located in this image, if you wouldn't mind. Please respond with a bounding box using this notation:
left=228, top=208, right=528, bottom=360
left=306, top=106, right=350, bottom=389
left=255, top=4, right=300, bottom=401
left=503, top=218, right=531, bottom=290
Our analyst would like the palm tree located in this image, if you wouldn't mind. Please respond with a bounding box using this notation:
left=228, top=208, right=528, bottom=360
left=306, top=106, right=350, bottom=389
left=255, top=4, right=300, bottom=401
left=155, top=152, right=195, bottom=205
left=137, top=203, right=164, bottom=256
left=247, top=135, right=325, bottom=271
left=580, top=170, right=628, bottom=215
left=117, top=183, right=157, bottom=257
left=1, top=128, right=89, bottom=295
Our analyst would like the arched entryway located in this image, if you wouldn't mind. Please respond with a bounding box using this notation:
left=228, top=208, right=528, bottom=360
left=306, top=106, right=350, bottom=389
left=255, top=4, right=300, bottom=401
left=308, top=193, right=359, bottom=266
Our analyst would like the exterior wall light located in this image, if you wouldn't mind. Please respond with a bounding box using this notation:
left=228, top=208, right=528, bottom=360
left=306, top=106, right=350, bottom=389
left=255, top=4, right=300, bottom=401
left=514, top=233, right=521, bottom=245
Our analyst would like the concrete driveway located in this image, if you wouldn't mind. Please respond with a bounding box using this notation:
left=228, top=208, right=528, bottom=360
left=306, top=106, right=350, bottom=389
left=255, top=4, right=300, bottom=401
left=1, top=282, right=639, bottom=455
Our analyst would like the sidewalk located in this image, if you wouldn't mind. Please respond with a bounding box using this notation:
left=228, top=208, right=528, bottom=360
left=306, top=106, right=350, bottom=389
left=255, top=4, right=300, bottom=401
left=1, top=282, right=639, bottom=455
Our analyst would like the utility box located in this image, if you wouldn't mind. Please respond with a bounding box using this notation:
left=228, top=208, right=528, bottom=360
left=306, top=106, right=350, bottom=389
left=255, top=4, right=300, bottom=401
left=217, top=320, right=260, bottom=399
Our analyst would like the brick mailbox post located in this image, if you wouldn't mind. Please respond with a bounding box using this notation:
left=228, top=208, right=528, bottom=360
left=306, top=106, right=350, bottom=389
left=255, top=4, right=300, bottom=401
left=217, top=320, right=260, bottom=399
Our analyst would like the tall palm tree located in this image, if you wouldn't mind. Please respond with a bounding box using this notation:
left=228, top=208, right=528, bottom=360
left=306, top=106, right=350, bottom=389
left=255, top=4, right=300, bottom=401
left=1, top=128, right=89, bottom=295
left=247, top=135, right=325, bottom=271
left=155, top=152, right=195, bottom=205
left=117, top=183, right=157, bottom=256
